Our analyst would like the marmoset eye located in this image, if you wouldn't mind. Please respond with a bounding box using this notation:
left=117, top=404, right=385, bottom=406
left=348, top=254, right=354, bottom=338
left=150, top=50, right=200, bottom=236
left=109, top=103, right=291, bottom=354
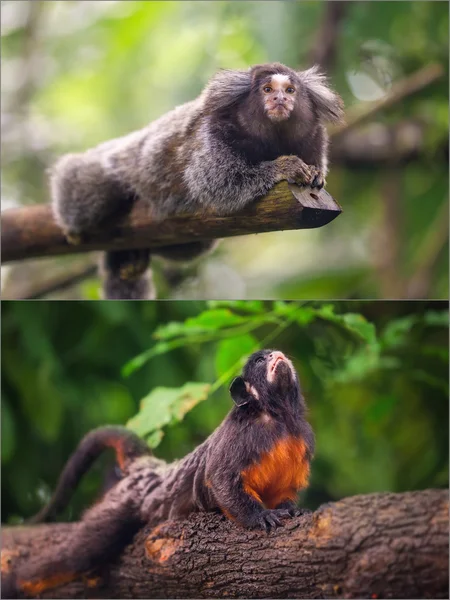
left=286, top=86, right=295, bottom=93
left=263, top=86, right=272, bottom=93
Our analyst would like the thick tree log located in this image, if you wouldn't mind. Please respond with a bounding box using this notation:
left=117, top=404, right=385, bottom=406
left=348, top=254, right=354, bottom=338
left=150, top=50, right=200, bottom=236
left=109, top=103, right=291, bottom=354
left=1, top=184, right=341, bottom=264
left=2, top=490, right=448, bottom=599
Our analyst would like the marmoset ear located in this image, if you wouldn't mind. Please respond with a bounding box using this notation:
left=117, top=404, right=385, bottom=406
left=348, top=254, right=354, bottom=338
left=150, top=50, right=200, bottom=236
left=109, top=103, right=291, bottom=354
left=203, top=69, right=251, bottom=113
left=297, top=65, right=345, bottom=124
left=229, top=377, right=252, bottom=407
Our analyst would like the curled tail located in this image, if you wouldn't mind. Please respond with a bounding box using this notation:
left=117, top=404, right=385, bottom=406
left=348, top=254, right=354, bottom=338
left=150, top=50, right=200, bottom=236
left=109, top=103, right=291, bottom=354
left=29, top=426, right=150, bottom=524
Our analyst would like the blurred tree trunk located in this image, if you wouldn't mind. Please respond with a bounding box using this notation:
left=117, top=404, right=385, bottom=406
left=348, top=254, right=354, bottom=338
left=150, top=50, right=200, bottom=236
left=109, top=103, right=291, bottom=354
left=2, top=489, right=448, bottom=599
left=309, top=1, right=347, bottom=71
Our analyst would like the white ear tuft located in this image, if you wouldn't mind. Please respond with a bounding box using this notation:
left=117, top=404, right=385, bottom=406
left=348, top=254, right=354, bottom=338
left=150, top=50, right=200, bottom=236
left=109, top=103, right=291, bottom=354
left=298, top=65, right=345, bottom=124
left=202, top=69, right=252, bottom=112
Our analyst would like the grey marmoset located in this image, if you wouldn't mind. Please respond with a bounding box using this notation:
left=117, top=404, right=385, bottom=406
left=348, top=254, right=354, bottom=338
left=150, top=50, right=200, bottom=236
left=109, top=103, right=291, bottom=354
left=3, top=349, right=314, bottom=598
left=51, top=62, right=344, bottom=299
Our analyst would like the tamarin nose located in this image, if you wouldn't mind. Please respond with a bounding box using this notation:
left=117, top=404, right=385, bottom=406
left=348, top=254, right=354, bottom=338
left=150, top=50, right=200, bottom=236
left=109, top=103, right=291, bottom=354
left=275, top=92, right=285, bottom=102
left=269, top=351, right=285, bottom=361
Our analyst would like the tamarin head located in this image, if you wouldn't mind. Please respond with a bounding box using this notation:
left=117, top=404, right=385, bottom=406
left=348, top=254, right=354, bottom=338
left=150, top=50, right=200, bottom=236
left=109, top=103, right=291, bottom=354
left=247, top=62, right=344, bottom=128
left=204, top=62, right=343, bottom=140
left=230, top=349, right=303, bottom=412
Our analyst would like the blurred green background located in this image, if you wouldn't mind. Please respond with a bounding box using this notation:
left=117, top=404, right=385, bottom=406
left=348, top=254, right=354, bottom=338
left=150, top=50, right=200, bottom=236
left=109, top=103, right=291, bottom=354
left=1, top=0, right=448, bottom=300
left=2, top=299, right=448, bottom=523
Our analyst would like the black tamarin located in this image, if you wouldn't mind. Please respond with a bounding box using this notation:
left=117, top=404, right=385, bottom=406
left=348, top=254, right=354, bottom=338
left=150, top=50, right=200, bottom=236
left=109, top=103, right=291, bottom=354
left=50, top=63, right=344, bottom=298
left=3, top=349, right=314, bottom=598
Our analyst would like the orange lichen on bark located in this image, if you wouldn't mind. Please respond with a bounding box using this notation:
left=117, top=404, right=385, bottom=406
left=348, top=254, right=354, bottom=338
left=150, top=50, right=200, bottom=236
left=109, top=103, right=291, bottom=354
left=1, top=549, right=20, bottom=574
left=145, top=536, right=182, bottom=564
left=309, top=509, right=335, bottom=546
left=241, top=436, right=310, bottom=508
left=84, top=574, right=102, bottom=588
left=19, top=572, right=77, bottom=595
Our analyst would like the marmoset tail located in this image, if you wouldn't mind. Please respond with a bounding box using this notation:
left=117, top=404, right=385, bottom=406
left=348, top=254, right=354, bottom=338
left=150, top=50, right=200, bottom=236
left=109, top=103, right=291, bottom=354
left=51, top=62, right=344, bottom=299
left=3, top=349, right=314, bottom=598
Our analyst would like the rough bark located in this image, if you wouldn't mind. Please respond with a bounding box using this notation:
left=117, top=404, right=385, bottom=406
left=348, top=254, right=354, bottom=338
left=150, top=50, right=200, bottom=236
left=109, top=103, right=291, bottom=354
left=2, top=490, right=448, bottom=599
left=1, top=184, right=341, bottom=264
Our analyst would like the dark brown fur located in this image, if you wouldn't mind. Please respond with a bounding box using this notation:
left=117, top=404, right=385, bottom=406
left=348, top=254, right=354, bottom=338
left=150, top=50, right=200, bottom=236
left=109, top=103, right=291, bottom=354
left=3, top=350, right=314, bottom=598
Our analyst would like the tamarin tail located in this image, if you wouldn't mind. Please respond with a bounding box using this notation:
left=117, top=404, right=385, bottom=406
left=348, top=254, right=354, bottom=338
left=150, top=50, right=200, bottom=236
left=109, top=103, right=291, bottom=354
left=101, top=241, right=217, bottom=299
left=28, top=426, right=150, bottom=524
left=102, top=249, right=153, bottom=299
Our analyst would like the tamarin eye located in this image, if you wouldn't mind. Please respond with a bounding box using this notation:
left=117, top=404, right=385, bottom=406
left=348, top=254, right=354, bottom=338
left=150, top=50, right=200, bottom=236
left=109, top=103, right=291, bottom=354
left=255, top=356, right=265, bottom=364
left=286, top=87, right=295, bottom=94
left=263, top=86, right=272, bottom=93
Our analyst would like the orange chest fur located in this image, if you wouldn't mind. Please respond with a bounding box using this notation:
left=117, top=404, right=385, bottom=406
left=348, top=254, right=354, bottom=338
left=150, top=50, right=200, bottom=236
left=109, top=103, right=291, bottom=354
left=241, top=436, right=310, bottom=509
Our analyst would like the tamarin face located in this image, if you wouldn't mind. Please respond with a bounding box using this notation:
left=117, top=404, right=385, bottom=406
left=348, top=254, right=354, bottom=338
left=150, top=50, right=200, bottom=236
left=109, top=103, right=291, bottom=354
left=260, top=74, right=298, bottom=123
left=230, top=349, right=301, bottom=410
left=248, top=64, right=306, bottom=126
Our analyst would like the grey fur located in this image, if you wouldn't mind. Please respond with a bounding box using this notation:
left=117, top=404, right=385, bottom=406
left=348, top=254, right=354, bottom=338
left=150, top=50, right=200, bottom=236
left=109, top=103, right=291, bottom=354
left=51, top=63, right=343, bottom=299
left=297, top=65, right=345, bottom=124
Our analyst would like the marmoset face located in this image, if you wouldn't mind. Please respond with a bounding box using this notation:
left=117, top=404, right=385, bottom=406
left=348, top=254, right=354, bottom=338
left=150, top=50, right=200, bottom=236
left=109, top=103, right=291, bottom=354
left=260, top=74, right=297, bottom=122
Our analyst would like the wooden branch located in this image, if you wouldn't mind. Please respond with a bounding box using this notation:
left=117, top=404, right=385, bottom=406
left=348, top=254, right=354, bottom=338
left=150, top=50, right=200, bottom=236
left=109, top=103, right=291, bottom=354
left=1, top=184, right=341, bottom=264
left=2, top=490, right=448, bottom=599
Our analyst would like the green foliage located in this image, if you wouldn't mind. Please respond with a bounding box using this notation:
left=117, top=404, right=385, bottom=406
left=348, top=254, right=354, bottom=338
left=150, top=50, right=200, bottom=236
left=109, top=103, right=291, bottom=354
left=1, top=300, right=448, bottom=522
left=127, top=382, right=211, bottom=448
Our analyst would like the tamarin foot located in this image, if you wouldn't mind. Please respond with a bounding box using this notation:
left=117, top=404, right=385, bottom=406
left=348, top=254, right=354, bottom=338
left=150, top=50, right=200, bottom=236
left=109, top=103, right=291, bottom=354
left=250, top=508, right=295, bottom=532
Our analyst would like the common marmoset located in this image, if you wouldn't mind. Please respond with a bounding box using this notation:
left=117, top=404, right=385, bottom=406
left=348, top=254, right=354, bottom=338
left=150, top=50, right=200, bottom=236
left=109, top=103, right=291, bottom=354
left=51, top=62, right=344, bottom=299
left=3, top=349, right=314, bottom=598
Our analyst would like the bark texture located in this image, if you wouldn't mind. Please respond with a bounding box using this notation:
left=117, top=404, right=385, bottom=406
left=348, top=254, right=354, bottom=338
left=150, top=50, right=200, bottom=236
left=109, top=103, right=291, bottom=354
left=2, top=489, right=448, bottom=599
left=1, top=183, right=341, bottom=264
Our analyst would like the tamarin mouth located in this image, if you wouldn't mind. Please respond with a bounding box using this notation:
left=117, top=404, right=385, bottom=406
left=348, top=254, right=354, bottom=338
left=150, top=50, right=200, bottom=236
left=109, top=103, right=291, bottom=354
left=268, top=351, right=288, bottom=380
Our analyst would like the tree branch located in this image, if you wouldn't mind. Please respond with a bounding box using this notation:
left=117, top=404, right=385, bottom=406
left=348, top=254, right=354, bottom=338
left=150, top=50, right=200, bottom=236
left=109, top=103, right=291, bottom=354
left=332, top=63, right=445, bottom=141
left=1, top=184, right=341, bottom=264
left=2, top=490, right=448, bottom=599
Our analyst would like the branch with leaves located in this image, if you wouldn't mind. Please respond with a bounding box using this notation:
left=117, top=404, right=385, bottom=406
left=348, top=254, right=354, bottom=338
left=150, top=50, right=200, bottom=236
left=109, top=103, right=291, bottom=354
left=121, top=301, right=449, bottom=448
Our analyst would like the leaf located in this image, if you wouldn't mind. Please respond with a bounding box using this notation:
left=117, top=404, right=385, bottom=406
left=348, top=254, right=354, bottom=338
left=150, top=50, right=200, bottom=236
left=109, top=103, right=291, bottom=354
left=207, top=300, right=265, bottom=314
left=154, top=309, right=247, bottom=340
left=381, top=316, right=418, bottom=349
left=316, top=306, right=378, bottom=348
left=126, top=382, right=211, bottom=449
left=423, top=311, right=450, bottom=327
left=1, top=398, right=16, bottom=463
left=215, top=335, right=258, bottom=378
left=123, top=308, right=253, bottom=376
left=145, top=430, right=164, bottom=449
left=122, top=339, right=188, bottom=377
